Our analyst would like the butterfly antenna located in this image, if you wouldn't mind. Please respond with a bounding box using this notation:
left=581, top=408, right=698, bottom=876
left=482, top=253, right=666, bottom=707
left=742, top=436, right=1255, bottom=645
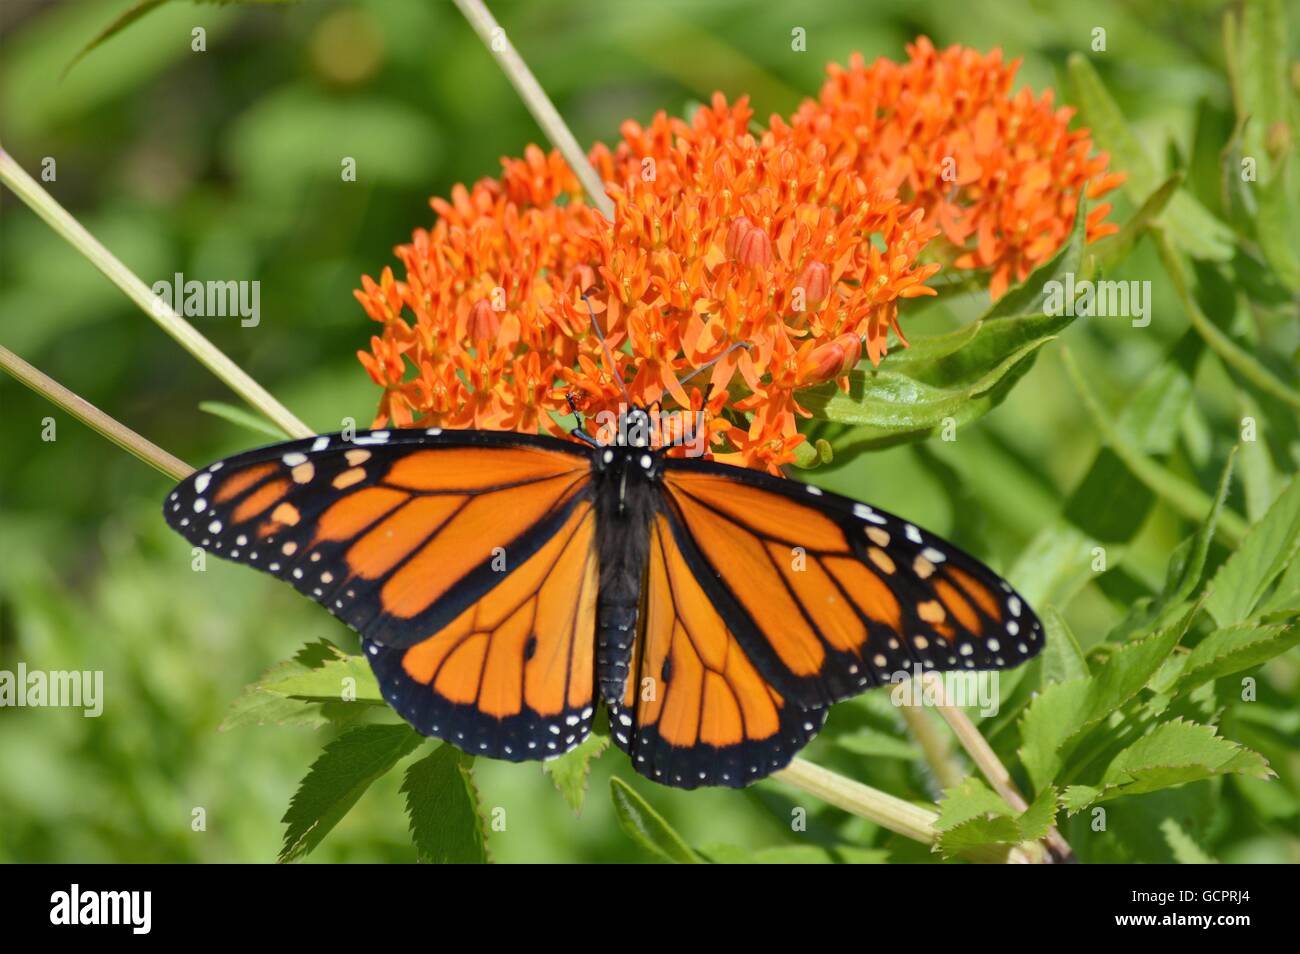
left=581, top=294, right=634, bottom=407
left=678, top=341, right=752, bottom=389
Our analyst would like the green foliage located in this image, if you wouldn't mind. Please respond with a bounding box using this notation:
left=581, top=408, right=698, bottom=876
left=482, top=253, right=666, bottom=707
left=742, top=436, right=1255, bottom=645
left=279, top=724, right=424, bottom=863
left=402, top=746, right=490, bottom=864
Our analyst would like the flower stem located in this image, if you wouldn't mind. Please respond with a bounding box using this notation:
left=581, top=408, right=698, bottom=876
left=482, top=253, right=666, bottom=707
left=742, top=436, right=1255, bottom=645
left=898, top=704, right=966, bottom=791
left=0, top=345, right=192, bottom=482
left=451, top=0, right=613, bottom=220
left=0, top=147, right=313, bottom=440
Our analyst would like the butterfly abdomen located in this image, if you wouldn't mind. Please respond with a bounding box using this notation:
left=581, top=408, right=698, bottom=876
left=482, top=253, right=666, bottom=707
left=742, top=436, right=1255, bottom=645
left=592, top=453, right=658, bottom=705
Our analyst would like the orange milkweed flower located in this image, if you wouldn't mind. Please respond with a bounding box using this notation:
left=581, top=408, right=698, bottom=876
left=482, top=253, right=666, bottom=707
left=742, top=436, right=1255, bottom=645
left=783, top=37, right=1125, bottom=298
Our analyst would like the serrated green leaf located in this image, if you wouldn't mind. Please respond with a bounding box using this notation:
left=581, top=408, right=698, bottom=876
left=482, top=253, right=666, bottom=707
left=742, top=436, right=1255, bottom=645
left=1063, top=719, right=1272, bottom=809
left=936, top=815, right=1023, bottom=858
left=1019, top=677, right=1094, bottom=793
left=1067, top=55, right=1235, bottom=261
left=262, top=654, right=384, bottom=705
left=402, top=745, right=489, bottom=864
left=198, top=400, right=289, bottom=440
left=543, top=729, right=610, bottom=814
left=935, top=776, right=1014, bottom=830
left=1160, top=818, right=1218, bottom=864
left=1017, top=786, right=1059, bottom=843
left=1206, top=476, right=1300, bottom=626
left=610, top=777, right=702, bottom=863
left=279, top=724, right=424, bottom=862
left=1177, top=622, right=1300, bottom=691
left=220, top=639, right=362, bottom=731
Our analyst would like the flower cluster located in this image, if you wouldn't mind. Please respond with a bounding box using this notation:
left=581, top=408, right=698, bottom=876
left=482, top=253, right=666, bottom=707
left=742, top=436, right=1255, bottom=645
left=356, top=40, right=1122, bottom=470
left=784, top=37, right=1124, bottom=297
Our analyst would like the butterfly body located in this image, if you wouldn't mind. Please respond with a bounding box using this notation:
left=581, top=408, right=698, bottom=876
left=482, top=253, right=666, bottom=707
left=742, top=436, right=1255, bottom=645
left=164, top=411, right=1044, bottom=789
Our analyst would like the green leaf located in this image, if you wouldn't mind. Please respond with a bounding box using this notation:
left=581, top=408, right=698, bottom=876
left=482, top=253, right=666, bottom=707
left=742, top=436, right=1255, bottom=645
left=804, top=313, right=1067, bottom=453
left=1062, top=348, right=1249, bottom=546
left=402, top=746, right=489, bottom=864
left=1067, top=55, right=1235, bottom=261
left=1154, top=232, right=1300, bottom=410
left=1040, top=607, right=1090, bottom=685
left=1061, top=719, right=1272, bottom=810
left=981, top=192, right=1086, bottom=319
left=262, top=653, right=384, bottom=705
left=65, top=0, right=299, bottom=78
left=609, top=777, right=702, bottom=863
left=198, top=400, right=289, bottom=440
left=1160, top=818, right=1218, bottom=864
left=1092, top=174, right=1183, bottom=271
left=1017, top=786, right=1060, bottom=843
left=220, top=640, right=366, bottom=731
left=1176, top=622, right=1300, bottom=691
left=1205, top=476, right=1300, bottom=626
left=279, top=724, right=424, bottom=862
left=1110, top=448, right=1236, bottom=642
left=833, top=726, right=920, bottom=761
left=934, top=778, right=1020, bottom=857
left=543, top=729, right=610, bottom=814
left=1019, top=606, right=1194, bottom=792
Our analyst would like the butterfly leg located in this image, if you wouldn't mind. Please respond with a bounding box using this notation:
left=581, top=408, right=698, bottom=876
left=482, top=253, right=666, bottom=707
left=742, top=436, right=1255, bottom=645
left=565, top=392, right=602, bottom=448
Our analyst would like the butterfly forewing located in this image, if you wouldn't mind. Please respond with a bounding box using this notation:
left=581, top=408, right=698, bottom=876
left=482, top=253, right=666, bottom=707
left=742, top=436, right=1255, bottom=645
left=164, top=428, right=603, bottom=757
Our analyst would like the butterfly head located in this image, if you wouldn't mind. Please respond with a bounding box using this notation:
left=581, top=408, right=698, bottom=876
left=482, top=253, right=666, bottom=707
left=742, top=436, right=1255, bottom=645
left=618, top=407, right=653, bottom=448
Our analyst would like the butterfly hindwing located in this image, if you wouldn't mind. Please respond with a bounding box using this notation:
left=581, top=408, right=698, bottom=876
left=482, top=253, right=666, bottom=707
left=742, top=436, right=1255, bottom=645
left=164, top=428, right=601, bottom=757
left=656, top=459, right=1044, bottom=710
left=608, top=511, right=827, bottom=789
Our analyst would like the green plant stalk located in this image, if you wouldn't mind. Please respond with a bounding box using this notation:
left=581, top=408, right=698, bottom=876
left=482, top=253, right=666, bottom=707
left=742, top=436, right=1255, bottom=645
left=0, top=345, right=192, bottom=482
left=451, top=0, right=613, bottom=221
left=0, top=147, right=313, bottom=440
left=1153, top=229, right=1300, bottom=410
left=1062, top=347, right=1249, bottom=546
left=897, top=705, right=966, bottom=791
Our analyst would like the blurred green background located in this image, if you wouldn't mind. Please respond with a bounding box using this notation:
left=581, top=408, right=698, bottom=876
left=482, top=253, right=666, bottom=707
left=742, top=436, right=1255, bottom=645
left=1, top=0, right=1296, bottom=862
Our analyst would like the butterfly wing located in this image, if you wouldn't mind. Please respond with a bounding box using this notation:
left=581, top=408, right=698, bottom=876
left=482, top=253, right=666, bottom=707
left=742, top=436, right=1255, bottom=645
left=654, top=459, right=1043, bottom=711
left=607, top=511, right=827, bottom=789
left=164, top=428, right=602, bottom=759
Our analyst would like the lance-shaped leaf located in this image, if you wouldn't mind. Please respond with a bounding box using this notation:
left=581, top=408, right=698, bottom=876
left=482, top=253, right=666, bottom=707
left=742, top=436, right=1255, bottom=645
left=1061, top=719, right=1271, bottom=811
left=610, top=777, right=702, bottom=864
left=803, top=318, right=1063, bottom=454
left=543, top=728, right=611, bottom=814
left=262, top=653, right=385, bottom=705
left=1205, top=476, right=1300, bottom=627
left=221, top=639, right=369, bottom=731
left=1175, top=621, right=1300, bottom=692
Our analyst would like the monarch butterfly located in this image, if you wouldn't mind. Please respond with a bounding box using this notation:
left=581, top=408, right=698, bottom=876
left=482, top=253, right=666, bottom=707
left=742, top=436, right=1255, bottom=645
left=163, top=406, right=1042, bottom=789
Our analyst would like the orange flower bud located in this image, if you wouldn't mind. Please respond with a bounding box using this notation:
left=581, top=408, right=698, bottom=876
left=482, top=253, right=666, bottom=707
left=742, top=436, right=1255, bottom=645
left=735, top=224, right=773, bottom=269
left=725, top=216, right=754, bottom=259
left=468, top=299, right=500, bottom=342
left=808, top=333, right=862, bottom=381
left=797, top=260, right=831, bottom=303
